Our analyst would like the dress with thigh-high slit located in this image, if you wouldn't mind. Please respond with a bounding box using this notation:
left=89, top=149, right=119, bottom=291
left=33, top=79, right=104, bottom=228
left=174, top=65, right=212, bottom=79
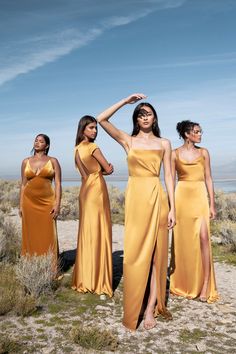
left=123, top=149, right=172, bottom=330
left=72, top=141, right=113, bottom=297
left=21, top=159, right=58, bottom=262
left=170, top=148, right=218, bottom=303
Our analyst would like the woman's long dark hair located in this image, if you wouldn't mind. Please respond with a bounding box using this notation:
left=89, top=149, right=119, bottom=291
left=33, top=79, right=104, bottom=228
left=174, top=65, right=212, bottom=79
left=176, top=120, right=199, bottom=140
left=131, top=102, right=161, bottom=137
left=75, top=115, right=97, bottom=146
left=32, top=134, right=50, bottom=155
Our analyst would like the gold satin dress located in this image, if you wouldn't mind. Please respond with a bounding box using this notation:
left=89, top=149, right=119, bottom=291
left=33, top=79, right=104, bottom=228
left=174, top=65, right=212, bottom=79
left=21, top=159, right=58, bottom=261
left=72, top=141, right=113, bottom=297
left=170, top=148, right=218, bottom=303
left=123, top=149, right=171, bottom=330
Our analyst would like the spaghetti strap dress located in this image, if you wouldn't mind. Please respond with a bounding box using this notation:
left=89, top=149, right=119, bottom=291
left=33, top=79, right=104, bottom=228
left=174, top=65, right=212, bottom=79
left=21, top=159, right=58, bottom=262
left=123, top=149, right=172, bottom=330
left=170, top=148, right=219, bottom=303
left=72, top=141, right=113, bottom=297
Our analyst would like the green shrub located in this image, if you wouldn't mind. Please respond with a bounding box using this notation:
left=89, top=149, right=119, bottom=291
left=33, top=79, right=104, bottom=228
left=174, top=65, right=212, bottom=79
left=70, top=324, right=119, bottom=352
left=0, top=335, right=23, bottom=354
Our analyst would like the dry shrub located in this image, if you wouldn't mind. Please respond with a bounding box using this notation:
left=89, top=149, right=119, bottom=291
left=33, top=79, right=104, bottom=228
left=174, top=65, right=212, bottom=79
left=108, top=185, right=125, bottom=225
left=0, top=335, right=23, bottom=354
left=0, top=201, right=11, bottom=214
left=0, top=211, right=21, bottom=263
left=70, top=324, right=119, bottom=352
left=215, top=191, right=236, bottom=222
left=59, top=186, right=79, bottom=220
left=15, top=251, right=58, bottom=298
left=58, top=184, right=125, bottom=223
left=14, top=294, right=37, bottom=317
left=211, top=220, right=236, bottom=252
left=0, top=179, right=20, bottom=212
left=0, top=263, right=37, bottom=316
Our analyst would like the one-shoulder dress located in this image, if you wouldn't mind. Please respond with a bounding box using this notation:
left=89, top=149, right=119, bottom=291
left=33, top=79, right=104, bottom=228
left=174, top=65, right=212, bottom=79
left=170, top=148, right=218, bottom=303
left=72, top=141, right=113, bottom=297
left=123, top=149, right=172, bottom=330
left=21, top=159, right=58, bottom=261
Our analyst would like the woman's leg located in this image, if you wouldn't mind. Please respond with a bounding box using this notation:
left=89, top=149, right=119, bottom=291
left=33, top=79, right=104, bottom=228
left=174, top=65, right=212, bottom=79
left=143, top=261, right=157, bottom=329
left=199, top=220, right=211, bottom=300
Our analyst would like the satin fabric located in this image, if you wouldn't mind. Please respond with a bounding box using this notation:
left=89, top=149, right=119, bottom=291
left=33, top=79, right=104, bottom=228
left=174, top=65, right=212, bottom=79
left=170, top=148, right=219, bottom=303
left=72, top=141, right=113, bottom=297
left=123, top=149, right=171, bottom=330
left=21, top=159, right=58, bottom=261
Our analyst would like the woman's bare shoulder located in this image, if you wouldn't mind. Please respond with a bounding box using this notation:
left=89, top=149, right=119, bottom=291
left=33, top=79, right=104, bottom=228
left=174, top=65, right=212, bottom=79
left=22, top=157, right=30, bottom=164
left=160, top=137, right=171, bottom=149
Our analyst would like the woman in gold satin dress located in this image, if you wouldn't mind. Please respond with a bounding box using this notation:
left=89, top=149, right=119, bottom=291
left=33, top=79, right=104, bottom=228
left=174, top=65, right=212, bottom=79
left=19, top=134, right=61, bottom=264
left=97, top=93, right=175, bottom=330
left=170, top=120, right=219, bottom=303
left=72, top=116, right=113, bottom=298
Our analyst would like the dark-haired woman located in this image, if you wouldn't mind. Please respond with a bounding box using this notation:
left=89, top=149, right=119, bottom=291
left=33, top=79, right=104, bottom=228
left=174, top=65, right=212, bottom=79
left=97, top=94, right=175, bottom=331
left=170, top=120, right=218, bottom=303
left=19, top=134, right=61, bottom=264
left=72, top=116, right=113, bottom=298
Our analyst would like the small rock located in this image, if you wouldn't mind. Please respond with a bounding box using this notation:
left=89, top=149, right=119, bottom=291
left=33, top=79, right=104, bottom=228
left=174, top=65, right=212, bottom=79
left=196, top=343, right=206, bottom=351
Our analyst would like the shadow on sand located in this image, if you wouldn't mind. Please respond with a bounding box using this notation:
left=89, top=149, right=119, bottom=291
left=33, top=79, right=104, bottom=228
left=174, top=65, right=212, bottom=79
left=59, top=249, right=124, bottom=292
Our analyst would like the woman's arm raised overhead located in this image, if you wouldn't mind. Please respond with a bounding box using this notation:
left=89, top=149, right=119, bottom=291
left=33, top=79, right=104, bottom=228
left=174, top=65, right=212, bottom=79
left=97, top=93, right=146, bottom=151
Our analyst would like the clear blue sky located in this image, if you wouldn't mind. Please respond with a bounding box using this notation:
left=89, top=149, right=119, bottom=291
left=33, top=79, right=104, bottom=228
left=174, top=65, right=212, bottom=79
left=0, top=0, right=235, bottom=179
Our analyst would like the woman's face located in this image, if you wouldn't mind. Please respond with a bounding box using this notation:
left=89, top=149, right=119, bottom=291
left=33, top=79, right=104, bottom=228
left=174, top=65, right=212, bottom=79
left=188, top=125, right=203, bottom=143
left=83, top=122, right=97, bottom=141
left=137, top=105, right=155, bottom=130
left=34, top=135, right=48, bottom=152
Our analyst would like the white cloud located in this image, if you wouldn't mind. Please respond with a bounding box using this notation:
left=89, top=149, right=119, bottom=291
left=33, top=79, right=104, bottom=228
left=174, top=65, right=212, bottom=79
left=0, top=28, right=102, bottom=86
left=0, top=0, right=186, bottom=86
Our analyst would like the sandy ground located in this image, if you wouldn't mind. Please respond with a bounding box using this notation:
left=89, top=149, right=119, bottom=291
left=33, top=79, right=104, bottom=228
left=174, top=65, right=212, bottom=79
left=2, top=215, right=236, bottom=353
left=57, top=220, right=236, bottom=353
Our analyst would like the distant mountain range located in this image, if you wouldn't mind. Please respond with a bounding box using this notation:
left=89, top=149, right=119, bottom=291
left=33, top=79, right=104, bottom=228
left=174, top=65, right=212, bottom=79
left=212, top=160, right=236, bottom=179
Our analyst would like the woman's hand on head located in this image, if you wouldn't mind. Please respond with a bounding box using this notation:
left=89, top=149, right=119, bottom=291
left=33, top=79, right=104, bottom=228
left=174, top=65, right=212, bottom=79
left=124, top=93, right=147, bottom=104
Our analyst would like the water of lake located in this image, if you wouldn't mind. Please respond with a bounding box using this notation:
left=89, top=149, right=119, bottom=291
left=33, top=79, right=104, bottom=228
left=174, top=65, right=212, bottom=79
left=62, top=178, right=236, bottom=193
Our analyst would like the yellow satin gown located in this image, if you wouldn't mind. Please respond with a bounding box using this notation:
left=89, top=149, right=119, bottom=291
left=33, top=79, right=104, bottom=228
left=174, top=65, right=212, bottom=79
left=123, top=149, right=171, bottom=330
left=21, top=159, right=58, bottom=261
left=170, top=148, right=219, bottom=303
left=72, top=141, right=113, bottom=297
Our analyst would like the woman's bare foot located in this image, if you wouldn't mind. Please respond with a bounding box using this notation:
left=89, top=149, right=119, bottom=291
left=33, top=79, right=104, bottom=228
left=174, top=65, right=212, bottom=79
left=199, top=282, right=208, bottom=302
left=143, top=310, right=156, bottom=330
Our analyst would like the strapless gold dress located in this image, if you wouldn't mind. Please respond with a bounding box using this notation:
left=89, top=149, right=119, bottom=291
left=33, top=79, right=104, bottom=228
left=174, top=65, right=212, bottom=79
left=123, top=149, right=171, bottom=330
left=72, top=141, right=113, bottom=297
left=170, top=149, right=218, bottom=303
left=21, top=159, right=58, bottom=261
